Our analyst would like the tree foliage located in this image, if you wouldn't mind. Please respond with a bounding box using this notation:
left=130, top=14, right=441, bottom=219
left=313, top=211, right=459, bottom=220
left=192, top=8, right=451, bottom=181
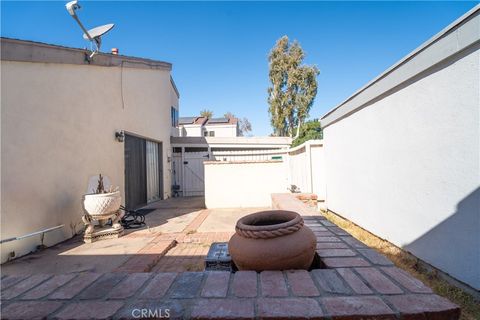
left=224, top=112, right=252, bottom=136
left=267, top=36, right=319, bottom=137
left=291, top=119, right=323, bottom=147
left=200, top=109, right=213, bottom=118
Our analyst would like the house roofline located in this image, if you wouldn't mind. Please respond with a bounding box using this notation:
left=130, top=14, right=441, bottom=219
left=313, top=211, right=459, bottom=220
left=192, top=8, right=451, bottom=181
left=0, top=37, right=172, bottom=71
left=170, top=76, right=180, bottom=99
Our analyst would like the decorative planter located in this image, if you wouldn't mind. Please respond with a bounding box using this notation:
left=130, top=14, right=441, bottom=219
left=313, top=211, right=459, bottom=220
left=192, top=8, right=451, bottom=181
left=82, top=191, right=123, bottom=242
left=229, top=210, right=316, bottom=271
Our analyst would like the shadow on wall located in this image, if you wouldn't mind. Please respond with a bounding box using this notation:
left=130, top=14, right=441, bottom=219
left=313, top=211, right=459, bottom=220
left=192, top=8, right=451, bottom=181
left=405, top=187, right=480, bottom=291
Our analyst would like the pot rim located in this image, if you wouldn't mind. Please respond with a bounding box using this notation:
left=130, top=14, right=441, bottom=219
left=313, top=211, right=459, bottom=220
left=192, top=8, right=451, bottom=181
left=83, top=191, right=120, bottom=198
left=236, top=210, right=303, bottom=232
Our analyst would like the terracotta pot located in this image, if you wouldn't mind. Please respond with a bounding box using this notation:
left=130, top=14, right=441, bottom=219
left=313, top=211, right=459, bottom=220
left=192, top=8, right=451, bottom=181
left=229, top=210, right=316, bottom=271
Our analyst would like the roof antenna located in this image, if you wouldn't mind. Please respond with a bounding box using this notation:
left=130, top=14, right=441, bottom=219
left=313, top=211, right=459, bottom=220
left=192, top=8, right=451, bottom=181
left=65, top=0, right=114, bottom=60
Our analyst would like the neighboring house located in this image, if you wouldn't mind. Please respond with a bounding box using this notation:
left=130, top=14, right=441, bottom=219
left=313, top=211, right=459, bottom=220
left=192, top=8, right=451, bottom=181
left=178, top=116, right=239, bottom=137
left=171, top=136, right=292, bottom=196
left=0, top=38, right=179, bottom=263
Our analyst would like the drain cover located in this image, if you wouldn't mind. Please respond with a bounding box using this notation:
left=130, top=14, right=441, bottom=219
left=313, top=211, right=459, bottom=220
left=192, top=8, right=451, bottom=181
left=205, top=242, right=232, bottom=271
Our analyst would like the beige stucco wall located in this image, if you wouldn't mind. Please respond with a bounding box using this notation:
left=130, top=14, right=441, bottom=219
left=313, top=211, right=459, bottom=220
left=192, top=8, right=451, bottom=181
left=204, top=161, right=288, bottom=208
left=1, top=59, right=178, bottom=263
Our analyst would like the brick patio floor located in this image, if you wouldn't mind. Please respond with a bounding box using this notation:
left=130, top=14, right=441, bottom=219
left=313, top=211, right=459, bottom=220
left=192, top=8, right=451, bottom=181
left=0, top=194, right=460, bottom=319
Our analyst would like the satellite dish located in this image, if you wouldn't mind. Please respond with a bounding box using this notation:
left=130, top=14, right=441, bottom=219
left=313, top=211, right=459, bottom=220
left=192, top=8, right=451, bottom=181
left=83, top=24, right=114, bottom=40
left=65, top=1, right=115, bottom=60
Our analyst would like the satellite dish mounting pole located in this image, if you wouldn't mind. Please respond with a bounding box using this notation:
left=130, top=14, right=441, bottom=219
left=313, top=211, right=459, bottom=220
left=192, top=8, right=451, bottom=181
left=65, top=1, right=114, bottom=60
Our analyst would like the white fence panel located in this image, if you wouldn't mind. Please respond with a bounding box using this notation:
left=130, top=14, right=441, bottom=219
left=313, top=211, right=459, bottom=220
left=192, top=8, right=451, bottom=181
left=212, top=149, right=286, bottom=162
left=288, top=146, right=309, bottom=193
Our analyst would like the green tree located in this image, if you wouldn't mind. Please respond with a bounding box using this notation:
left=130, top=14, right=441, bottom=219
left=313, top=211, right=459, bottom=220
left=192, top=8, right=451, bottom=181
left=224, top=112, right=253, bottom=136
left=267, top=36, right=319, bottom=137
left=200, top=109, right=213, bottom=118
left=291, top=119, right=323, bottom=147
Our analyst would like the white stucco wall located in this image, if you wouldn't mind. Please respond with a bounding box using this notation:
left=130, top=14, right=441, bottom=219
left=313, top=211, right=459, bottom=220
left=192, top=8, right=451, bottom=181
left=204, top=161, right=288, bottom=208
left=287, top=141, right=326, bottom=202
left=321, top=9, right=480, bottom=289
left=1, top=57, right=178, bottom=262
left=310, top=145, right=327, bottom=203
left=180, top=125, right=203, bottom=137
left=204, top=124, right=238, bottom=137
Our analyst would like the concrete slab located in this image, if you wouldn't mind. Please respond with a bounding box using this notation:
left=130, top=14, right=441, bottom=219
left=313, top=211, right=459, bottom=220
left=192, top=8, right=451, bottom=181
left=143, top=208, right=202, bottom=234
left=197, top=208, right=268, bottom=232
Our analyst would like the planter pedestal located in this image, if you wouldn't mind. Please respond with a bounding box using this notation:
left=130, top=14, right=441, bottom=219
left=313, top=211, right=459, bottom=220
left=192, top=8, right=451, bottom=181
left=82, top=210, right=124, bottom=243
left=82, top=191, right=124, bottom=243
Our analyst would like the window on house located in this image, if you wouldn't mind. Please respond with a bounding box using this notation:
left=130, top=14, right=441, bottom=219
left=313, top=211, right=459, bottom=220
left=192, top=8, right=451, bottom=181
left=203, top=131, right=208, bottom=137
left=171, top=107, right=178, bottom=127
left=209, top=131, right=215, bottom=137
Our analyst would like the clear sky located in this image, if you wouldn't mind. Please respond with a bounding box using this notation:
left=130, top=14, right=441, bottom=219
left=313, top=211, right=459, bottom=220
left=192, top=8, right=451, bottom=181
left=2, top=1, right=477, bottom=136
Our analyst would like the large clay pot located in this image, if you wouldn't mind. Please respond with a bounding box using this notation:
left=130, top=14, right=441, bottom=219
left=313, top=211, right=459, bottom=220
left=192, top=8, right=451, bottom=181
left=229, top=210, right=316, bottom=271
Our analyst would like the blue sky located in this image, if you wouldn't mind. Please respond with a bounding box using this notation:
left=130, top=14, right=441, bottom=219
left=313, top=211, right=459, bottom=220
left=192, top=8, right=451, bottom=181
left=2, top=1, right=477, bottom=136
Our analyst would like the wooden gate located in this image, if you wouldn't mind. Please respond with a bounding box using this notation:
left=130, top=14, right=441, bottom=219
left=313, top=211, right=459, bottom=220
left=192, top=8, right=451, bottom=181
left=172, top=151, right=209, bottom=196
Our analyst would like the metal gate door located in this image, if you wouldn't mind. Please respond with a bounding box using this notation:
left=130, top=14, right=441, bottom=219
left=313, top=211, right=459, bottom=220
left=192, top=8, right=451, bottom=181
left=124, top=134, right=147, bottom=209
left=183, top=152, right=209, bottom=196
left=125, top=135, right=163, bottom=208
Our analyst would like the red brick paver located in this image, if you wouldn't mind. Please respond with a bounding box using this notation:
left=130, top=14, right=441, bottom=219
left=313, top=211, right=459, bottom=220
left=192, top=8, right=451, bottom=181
left=257, top=298, right=324, bottom=319
left=260, top=271, right=288, bottom=297
left=54, top=301, right=124, bottom=320
left=322, top=296, right=396, bottom=319
left=232, top=271, right=257, bottom=297
left=286, top=270, right=320, bottom=296
left=386, top=294, right=460, bottom=319
left=191, top=299, right=254, bottom=320
left=1, top=301, right=63, bottom=319
left=355, top=267, right=403, bottom=294
left=48, top=273, right=101, bottom=300
left=201, top=271, right=230, bottom=297
left=21, top=274, right=76, bottom=300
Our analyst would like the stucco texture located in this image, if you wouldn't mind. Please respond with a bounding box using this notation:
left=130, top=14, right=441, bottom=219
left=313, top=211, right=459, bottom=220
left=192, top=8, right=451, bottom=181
left=1, top=60, right=178, bottom=263
left=204, top=161, right=288, bottom=208
left=323, top=47, right=480, bottom=289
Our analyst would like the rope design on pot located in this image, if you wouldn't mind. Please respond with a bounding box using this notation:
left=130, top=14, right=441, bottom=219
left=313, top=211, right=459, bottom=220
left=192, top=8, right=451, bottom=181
left=236, top=220, right=304, bottom=239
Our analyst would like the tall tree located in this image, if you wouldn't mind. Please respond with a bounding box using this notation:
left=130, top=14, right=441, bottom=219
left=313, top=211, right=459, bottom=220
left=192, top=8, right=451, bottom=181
left=224, top=112, right=252, bottom=136
left=267, top=36, right=319, bottom=137
left=200, top=109, right=213, bottom=118
left=291, top=119, right=323, bottom=147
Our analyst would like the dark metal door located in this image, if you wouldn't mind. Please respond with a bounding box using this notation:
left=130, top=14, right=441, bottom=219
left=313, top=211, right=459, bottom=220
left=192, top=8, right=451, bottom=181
left=124, top=134, right=147, bottom=209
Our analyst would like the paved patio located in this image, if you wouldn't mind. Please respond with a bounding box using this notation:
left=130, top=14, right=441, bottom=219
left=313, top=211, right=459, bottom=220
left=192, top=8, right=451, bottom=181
left=0, top=194, right=460, bottom=319
left=1, top=197, right=267, bottom=275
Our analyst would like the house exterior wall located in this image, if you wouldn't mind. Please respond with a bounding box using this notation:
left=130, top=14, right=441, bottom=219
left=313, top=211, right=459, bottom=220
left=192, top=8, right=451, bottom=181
left=204, top=161, right=288, bottom=208
left=203, top=124, right=238, bottom=137
left=321, top=8, right=480, bottom=290
left=1, top=55, right=178, bottom=262
left=180, top=125, right=203, bottom=137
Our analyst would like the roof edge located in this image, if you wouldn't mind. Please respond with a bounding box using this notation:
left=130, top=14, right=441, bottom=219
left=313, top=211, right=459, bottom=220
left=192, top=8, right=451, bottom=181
left=1, top=37, right=172, bottom=71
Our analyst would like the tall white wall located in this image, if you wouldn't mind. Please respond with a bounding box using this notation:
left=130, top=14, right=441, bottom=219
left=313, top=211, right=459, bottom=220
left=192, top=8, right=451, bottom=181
left=204, top=161, right=288, bottom=208
left=1, top=58, right=177, bottom=263
left=288, top=141, right=327, bottom=202
left=321, top=9, right=480, bottom=290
